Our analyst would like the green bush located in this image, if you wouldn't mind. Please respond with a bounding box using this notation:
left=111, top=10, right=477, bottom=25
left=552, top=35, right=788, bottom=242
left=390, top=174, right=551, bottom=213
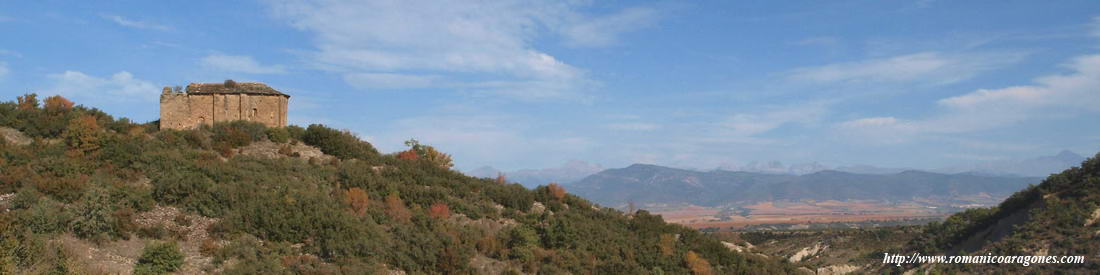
left=70, top=188, right=116, bottom=242
left=266, top=127, right=289, bottom=143
left=285, top=125, right=306, bottom=142
left=301, top=124, right=379, bottom=160
left=133, top=242, right=184, bottom=275
left=209, top=121, right=266, bottom=148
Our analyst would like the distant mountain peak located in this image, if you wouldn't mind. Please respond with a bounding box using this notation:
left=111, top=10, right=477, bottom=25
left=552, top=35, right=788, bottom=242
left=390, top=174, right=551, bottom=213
left=1052, top=150, right=1084, bottom=160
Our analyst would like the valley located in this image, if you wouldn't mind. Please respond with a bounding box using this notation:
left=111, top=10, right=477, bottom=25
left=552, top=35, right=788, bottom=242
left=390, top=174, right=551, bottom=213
left=649, top=198, right=992, bottom=230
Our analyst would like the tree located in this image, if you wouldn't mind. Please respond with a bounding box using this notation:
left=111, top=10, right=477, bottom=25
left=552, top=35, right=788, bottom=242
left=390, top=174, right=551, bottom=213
left=396, top=149, right=419, bottom=161
left=16, top=93, right=38, bottom=110
left=63, top=115, right=102, bottom=153
left=43, top=95, right=74, bottom=113
left=547, top=183, right=566, bottom=200
left=344, top=188, right=370, bottom=217
left=403, top=139, right=453, bottom=169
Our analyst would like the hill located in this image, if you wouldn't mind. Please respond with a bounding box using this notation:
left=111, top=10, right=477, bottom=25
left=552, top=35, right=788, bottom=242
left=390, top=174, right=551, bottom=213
left=570, top=164, right=1040, bottom=208
left=0, top=94, right=797, bottom=274
left=889, top=152, right=1100, bottom=273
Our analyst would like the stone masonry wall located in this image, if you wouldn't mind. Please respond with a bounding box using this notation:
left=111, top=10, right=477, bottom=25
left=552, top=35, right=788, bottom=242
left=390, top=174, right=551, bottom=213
left=160, top=93, right=288, bottom=130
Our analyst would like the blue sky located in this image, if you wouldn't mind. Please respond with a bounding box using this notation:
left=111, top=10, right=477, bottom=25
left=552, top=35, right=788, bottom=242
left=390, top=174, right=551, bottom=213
left=1, top=1, right=1099, bottom=171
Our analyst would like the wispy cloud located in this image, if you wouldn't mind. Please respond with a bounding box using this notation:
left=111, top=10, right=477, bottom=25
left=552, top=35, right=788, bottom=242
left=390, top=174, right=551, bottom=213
left=266, top=0, right=658, bottom=100
left=719, top=101, right=829, bottom=138
left=839, top=53, right=1100, bottom=144
left=788, top=51, right=1024, bottom=86
left=101, top=14, right=172, bottom=31
left=47, top=71, right=160, bottom=102
left=200, top=54, right=287, bottom=74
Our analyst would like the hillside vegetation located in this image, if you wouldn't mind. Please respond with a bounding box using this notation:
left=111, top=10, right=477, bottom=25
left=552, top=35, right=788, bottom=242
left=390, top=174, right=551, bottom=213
left=890, top=151, right=1100, bottom=273
left=0, top=94, right=797, bottom=274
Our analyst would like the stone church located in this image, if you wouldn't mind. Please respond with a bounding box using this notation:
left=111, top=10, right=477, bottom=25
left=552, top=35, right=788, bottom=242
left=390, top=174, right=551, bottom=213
left=160, top=80, right=289, bottom=130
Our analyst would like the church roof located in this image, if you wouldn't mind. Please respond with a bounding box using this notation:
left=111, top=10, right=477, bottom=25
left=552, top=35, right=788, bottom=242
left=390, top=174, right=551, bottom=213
left=185, top=81, right=289, bottom=97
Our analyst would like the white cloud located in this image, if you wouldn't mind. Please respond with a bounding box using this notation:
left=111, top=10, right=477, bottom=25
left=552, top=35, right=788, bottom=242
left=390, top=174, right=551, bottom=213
left=102, top=15, right=172, bottom=31
left=201, top=54, right=287, bottom=74
left=940, top=54, right=1100, bottom=112
left=266, top=0, right=656, bottom=100
left=0, top=61, right=8, bottom=78
left=720, top=102, right=828, bottom=137
left=788, top=51, right=1023, bottom=86
left=839, top=53, right=1100, bottom=143
left=48, top=71, right=159, bottom=102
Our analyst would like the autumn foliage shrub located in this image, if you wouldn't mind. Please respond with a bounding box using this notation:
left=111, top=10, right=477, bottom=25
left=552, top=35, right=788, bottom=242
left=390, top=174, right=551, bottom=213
left=344, top=187, right=370, bottom=217
left=547, top=183, right=566, bottom=200
left=429, top=203, right=450, bottom=219
left=684, top=251, right=713, bottom=275
left=43, top=95, right=74, bottom=113
left=384, top=193, right=412, bottom=223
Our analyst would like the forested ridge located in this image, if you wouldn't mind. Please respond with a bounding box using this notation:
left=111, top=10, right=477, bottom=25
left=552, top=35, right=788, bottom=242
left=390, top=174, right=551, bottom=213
left=0, top=94, right=796, bottom=274
left=886, top=151, right=1100, bottom=273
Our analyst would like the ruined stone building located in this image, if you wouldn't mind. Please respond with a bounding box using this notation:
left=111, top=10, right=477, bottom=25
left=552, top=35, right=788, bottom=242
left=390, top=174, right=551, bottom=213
left=160, top=81, right=289, bottom=130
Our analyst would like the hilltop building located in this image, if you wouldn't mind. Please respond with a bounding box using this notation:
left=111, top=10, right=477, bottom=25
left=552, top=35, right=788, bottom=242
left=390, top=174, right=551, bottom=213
left=159, top=80, right=289, bottom=130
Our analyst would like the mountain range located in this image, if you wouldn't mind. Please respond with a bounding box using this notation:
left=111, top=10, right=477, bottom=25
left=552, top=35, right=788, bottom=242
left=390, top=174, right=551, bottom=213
left=468, top=151, right=1086, bottom=189
left=568, top=164, right=1040, bottom=207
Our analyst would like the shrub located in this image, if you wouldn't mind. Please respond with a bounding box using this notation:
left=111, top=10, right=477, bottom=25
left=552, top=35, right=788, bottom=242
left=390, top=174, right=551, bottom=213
left=402, top=139, right=453, bottom=169
left=210, top=121, right=266, bottom=148
left=547, top=183, right=566, bottom=200
left=17, top=198, right=72, bottom=234
left=285, top=125, right=306, bottom=141
left=684, top=251, right=712, bottom=275
left=384, top=193, right=411, bottom=223
left=71, top=188, right=116, bottom=242
left=16, top=93, right=38, bottom=110
left=344, top=188, right=370, bottom=217
left=266, top=127, right=289, bottom=143
left=301, top=124, right=379, bottom=160
left=43, top=95, right=74, bottom=113
left=152, top=171, right=223, bottom=216
left=429, top=203, right=450, bottom=219
left=62, top=115, right=102, bottom=153
left=133, top=242, right=184, bottom=275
